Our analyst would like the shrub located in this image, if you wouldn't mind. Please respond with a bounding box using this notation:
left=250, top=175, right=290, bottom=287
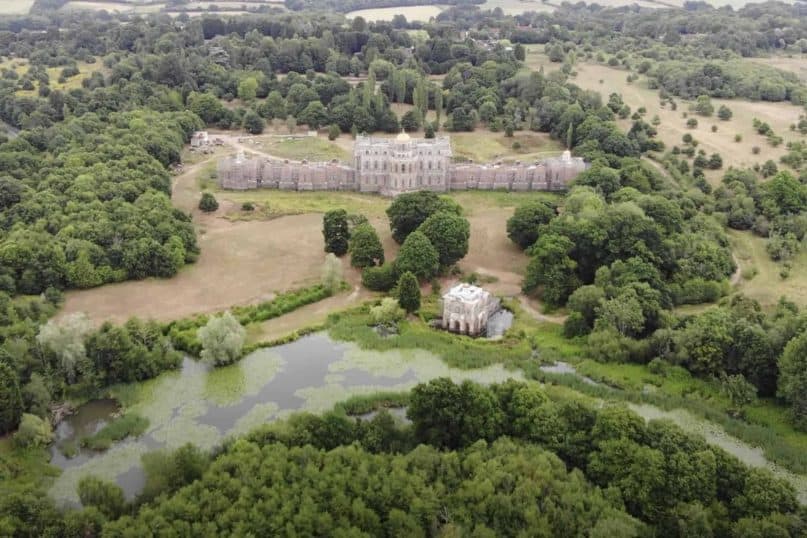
left=686, top=118, right=698, bottom=129
left=362, top=263, right=398, bottom=291
left=199, top=192, right=219, bottom=212
left=13, top=413, right=52, bottom=448
left=370, top=298, right=405, bottom=326
left=327, top=124, right=340, bottom=141
left=241, top=202, right=255, bottom=211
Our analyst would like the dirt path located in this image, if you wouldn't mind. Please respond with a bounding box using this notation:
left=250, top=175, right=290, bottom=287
left=214, top=133, right=305, bottom=162
left=518, top=296, right=567, bottom=324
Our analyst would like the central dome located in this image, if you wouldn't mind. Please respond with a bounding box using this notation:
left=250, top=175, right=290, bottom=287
left=396, top=130, right=411, bottom=142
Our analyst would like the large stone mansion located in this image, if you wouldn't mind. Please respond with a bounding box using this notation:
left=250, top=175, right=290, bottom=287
left=217, top=132, right=586, bottom=196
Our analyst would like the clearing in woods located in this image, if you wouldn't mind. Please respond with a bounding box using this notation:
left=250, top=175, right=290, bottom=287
left=729, top=230, right=807, bottom=309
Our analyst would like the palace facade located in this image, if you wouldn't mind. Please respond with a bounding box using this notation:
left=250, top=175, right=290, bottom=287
left=217, top=133, right=586, bottom=196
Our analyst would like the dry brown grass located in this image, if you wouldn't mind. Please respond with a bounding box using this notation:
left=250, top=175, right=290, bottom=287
left=565, top=62, right=804, bottom=184
left=729, top=230, right=807, bottom=309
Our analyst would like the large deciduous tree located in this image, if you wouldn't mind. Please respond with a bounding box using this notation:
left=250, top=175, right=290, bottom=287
left=778, top=330, right=807, bottom=431
left=417, top=211, right=470, bottom=267
left=522, top=233, right=580, bottom=307
left=507, top=200, right=556, bottom=249
left=394, top=231, right=439, bottom=281
left=386, top=191, right=461, bottom=244
left=349, top=223, right=384, bottom=268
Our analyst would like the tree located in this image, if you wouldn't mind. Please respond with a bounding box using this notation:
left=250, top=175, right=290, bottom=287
left=369, top=298, right=405, bottom=326
left=694, top=95, right=714, bottom=116
left=408, top=378, right=503, bottom=449
left=507, top=201, right=555, bottom=249
left=400, top=109, right=422, bottom=132
left=187, top=92, right=227, bottom=125
left=395, top=231, right=439, bottom=280
left=199, top=192, right=219, bottom=212
left=778, top=330, right=807, bottom=430
left=0, top=361, right=23, bottom=434
left=322, top=209, right=350, bottom=256
left=298, top=101, right=328, bottom=130
left=321, top=253, right=342, bottom=295
left=78, top=476, right=126, bottom=519
left=286, top=115, right=297, bottom=134
left=721, top=373, right=757, bottom=418
left=514, top=43, right=526, bottom=61
left=386, top=190, right=461, bottom=244
left=36, top=313, right=93, bottom=385
left=417, top=211, right=470, bottom=267
left=260, top=91, right=286, bottom=120
left=13, top=413, right=52, bottom=448
left=522, top=233, right=580, bottom=308
left=349, top=223, right=384, bottom=268
left=237, top=77, right=258, bottom=102
left=396, top=272, right=420, bottom=313
left=243, top=110, right=265, bottom=135
left=717, top=105, right=733, bottom=121
left=198, top=311, right=245, bottom=366
left=327, top=124, right=340, bottom=141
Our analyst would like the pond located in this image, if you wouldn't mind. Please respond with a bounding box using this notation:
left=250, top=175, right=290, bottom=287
left=49, top=332, right=523, bottom=506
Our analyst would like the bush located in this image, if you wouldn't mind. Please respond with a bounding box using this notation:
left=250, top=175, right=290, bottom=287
left=369, top=298, right=405, bottom=326
left=241, top=202, right=255, bottom=211
left=327, top=124, right=340, bottom=141
left=686, top=118, right=698, bottom=129
left=13, top=413, right=52, bottom=448
left=362, top=263, right=398, bottom=291
left=199, top=192, right=219, bottom=212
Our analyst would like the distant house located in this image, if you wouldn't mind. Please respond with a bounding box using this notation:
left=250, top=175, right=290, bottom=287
left=190, top=131, right=209, bottom=148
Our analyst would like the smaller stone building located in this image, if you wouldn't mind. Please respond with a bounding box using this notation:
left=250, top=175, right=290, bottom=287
left=190, top=131, right=209, bottom=148
left=441, top=284, right=500, bottom=336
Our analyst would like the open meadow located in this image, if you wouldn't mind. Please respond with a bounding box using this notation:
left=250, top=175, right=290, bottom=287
left=563, top=61, right=804, bottom=184
left=728, top=230, right=807, bottom=309
left=61, top=0, right=165, bottom=12
left=0, top=0, right=35, bottom=14
left=345, top=5, right=443, bottom=21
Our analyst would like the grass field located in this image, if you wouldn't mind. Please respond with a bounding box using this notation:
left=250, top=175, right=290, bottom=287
left=259, top=137, right=350, bottom=162
left=556, top=60, right=804, bottom=183
left=0, top=0, right=35, bottom=14
left=729, top=229, right=807, bottom=308
left=451, top=131, right=565, bottom=162
left=750, top=55, right=807, bottom=83
left=345, top=5, right=443, bottom=21
left=61, top=1, right=165, bottom=12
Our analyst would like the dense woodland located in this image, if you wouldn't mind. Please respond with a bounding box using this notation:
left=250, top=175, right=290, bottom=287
left=1, top=1, right=807, bottom=536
